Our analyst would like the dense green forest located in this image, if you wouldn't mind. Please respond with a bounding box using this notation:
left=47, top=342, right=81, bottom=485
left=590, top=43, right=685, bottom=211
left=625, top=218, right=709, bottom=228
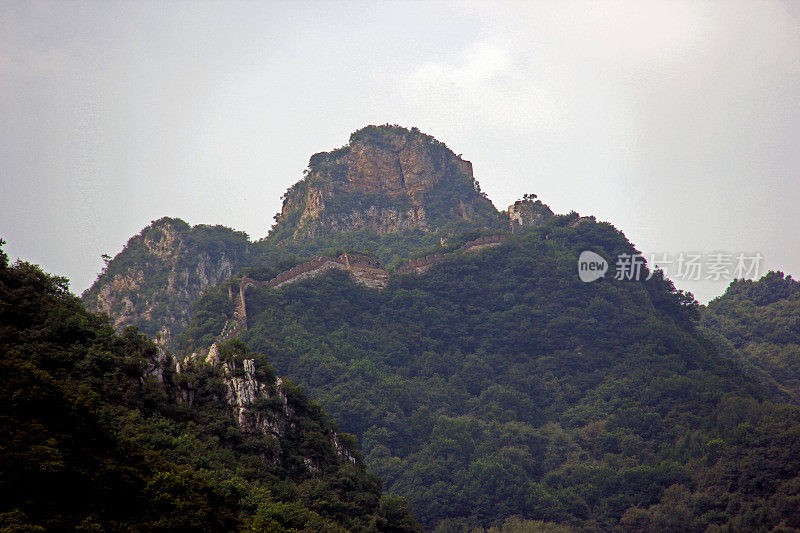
left=702, top=271, right=800, bottom=402
left=0, top=243, right=421, bottom=532
left=49, top=124, right=800, bottom=530
left=177, top=215, right=800, bottom=531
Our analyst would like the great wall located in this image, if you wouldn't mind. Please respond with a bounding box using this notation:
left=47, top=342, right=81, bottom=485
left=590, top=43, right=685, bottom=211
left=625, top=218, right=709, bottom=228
left=215, top=234, right=508, bottom=342
left=395, top=234, right=508, bottom=275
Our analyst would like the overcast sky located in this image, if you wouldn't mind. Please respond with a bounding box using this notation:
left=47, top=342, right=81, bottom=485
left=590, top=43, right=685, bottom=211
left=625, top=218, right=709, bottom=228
left=2, top=0, right=798, bottom=303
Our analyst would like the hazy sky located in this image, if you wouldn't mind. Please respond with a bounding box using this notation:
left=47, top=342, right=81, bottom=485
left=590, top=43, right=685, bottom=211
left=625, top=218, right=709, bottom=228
left=2, top=1, right=799, bottom=302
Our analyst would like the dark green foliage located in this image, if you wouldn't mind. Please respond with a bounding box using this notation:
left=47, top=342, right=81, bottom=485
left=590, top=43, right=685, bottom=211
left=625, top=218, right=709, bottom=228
left=0, top=258, right=237, bottom=531
left=252, top=228, right=444, bottom=275
left=702, top=271, right=800, bottom=401
left=240, top=221, right=509, bottom=290
left=0, top=246, right=421, bottom=532
left=183, top=215, right=800, bottom=530
left=715, top=271, right=800, bottom=306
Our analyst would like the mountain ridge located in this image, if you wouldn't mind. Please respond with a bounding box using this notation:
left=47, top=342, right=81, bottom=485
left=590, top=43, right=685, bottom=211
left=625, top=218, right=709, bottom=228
left=83, top=126, right=553, bottom=344
left=702, top=271, right=800, bottom=402
left=46, top=125, right=800, bottom=530
left=175, top=213, right=800, bottom=530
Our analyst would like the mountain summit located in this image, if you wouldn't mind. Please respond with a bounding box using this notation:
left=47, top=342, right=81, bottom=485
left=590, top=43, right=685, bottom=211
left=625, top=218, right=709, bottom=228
left=267, top=125, right=501, bottom=242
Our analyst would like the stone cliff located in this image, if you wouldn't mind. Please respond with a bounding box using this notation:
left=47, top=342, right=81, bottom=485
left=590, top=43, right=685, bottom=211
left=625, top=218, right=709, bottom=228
left=140, top=341, right=358, bottom=474
left=82, top=217, right=250, bottom=344
left=268, top=125, right=500, bottom=242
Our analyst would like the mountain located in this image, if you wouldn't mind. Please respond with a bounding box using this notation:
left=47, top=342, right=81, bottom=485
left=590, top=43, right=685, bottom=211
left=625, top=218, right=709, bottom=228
left=0, top=243, right=421, bottom=531
left=83, top=126, right=554, bottom=344
left=77, top=125, right=800, bottom=531
left=250, top=125, right=552, bottom=275
left=178, top=214, right=800, bottom=531
left=82, top=217, right=251, bottom=344
left=702, top=271, right=800, bottom=401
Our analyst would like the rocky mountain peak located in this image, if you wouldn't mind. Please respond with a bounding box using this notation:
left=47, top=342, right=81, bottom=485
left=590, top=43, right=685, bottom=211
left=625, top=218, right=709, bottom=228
left=269, top=125, right=499, bottom=242
left=84, top=127, right=555, bottom=346
left=335, top=124, right=473, bottom=200
left=82, top=217, right=250, bottom=343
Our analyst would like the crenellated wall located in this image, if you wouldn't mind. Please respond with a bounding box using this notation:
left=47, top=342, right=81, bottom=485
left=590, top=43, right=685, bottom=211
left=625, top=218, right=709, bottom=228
left=264, top=253, right=390, bottom=290
left=394, top=253, right=445, bottom=275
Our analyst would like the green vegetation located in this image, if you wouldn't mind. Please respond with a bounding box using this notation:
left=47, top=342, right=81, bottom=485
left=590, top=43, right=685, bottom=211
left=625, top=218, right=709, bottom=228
left=349, top=124, right=444, bottom=147
left=702, top=271, right=800, bottom=401
left=74, top=126, right=800, bottom=531
left=0, top=243, right=421, bottom=531
left=180, top=215, right=800, bottom=531
left=247, top=227, right=470, bottom=278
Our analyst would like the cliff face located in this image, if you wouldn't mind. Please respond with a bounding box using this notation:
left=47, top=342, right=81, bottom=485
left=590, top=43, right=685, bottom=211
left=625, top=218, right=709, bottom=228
left=82, top=217, right=250, bottom=343
left=269, top=125, right=500, bottom=242
left=165, top=341, right=358, bottom=471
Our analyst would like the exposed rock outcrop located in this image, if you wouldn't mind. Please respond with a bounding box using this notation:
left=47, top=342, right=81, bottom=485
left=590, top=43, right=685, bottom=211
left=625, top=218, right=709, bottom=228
left=82, top=217, right=250, bottom=344
left=506, top=196, right=555, bottom=231
left=169, top=342, right=357, bottom=470
left=269, top=125, right=499, bottom=242
left=84, top=127, right=556, bottom=353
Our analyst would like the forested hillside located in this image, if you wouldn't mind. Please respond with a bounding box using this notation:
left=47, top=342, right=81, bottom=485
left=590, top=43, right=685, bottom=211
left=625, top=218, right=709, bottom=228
left=178, top=214, right=800, bottom=531
left=702, top=271, right=800, bottom=402
left=72, top=125, right=800, bottom=532
left=0, top=243, right=421, bottom=532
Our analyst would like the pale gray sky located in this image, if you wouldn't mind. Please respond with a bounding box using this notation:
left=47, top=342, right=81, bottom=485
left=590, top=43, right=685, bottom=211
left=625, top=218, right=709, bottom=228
left=2, top=0, right=798, bottom=303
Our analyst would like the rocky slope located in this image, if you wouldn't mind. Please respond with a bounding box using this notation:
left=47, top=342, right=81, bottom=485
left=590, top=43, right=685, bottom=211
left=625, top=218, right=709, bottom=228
left=82, top=217, right=250, bottom=343
left=507, top=194, right=555, bottom=230
left=167, top=339, right=361, bottom=475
